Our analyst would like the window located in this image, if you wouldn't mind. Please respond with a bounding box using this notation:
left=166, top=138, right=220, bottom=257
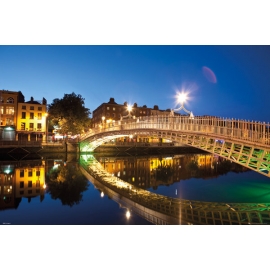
left=38, top=107, right=42, bottom=111
left=37, top=113, right=42, bottom=120
left=37, top=123, right=42, bottom=130
left=20, top=181, right=24, bottom=188
left=22, top=105, right=26, bottom=109
left=21, top=112, right=26, bottom=119
left=20, top=170, right=24, bottom=177
left=113, top=107, right=115, bottom=111
left=30, top=106, right=34, bottom=110
left=28, top=181, right=32, bottom=187
left=0, top=106, right=3, bottom=114
left=30, top=112, right=34, bottom=119
left=21, top=122, right=25, bottom=130
left=28, top=170, right=33, bottom=177
left=107, top=107, right=110, bottom=110
left=29, top=123, right=34, bottom=131
left=36, top=180, right=40, bottom=187
left=6, top=97, right=14, bottom=103
left=6, top=106, right=14, bottom=115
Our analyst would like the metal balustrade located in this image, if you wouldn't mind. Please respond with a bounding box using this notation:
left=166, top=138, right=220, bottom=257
left=80, top=116, right=270, bottom=177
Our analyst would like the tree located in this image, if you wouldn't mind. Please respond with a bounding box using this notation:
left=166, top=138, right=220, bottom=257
left=48, top=92, right=91, bottom=135
left=47, top=162, right=89, bottom=207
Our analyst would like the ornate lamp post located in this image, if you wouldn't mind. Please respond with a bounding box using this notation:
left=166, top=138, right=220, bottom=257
left=121, top=104, right=133, bottom=120
left=172, top=92, right=194, bottom=118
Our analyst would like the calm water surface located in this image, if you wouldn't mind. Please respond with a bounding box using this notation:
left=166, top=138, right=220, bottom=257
left=1, top=151, right=270, bottom=225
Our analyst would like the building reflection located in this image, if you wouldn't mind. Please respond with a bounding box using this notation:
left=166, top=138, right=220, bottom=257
left=95, top=153, right=249, bottom=190
left=0, top=160, right=46, bottom=210
left=80, top=155, right=270, bottom=225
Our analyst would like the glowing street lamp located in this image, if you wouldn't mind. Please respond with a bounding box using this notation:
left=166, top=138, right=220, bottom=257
left=102, top=116, right=105, bottom=127
left=172, top=91, right=194, bottom=118
left=121, top=104, right=133, bottom=120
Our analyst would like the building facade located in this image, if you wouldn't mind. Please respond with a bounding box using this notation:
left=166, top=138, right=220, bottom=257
left=0, top=90, right=48, bottom=141
left=92, top=97, right=173, bottom=128
left=16, top=97, right=47, bottom=141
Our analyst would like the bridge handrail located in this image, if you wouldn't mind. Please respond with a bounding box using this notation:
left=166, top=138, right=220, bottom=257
left=80, top=115, right=270, bottom=146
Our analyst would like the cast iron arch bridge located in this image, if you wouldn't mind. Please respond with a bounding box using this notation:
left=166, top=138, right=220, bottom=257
left=79, top=115, right=270, bottom=177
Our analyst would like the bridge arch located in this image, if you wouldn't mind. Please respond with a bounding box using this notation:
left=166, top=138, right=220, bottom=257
left=80, top=115, right=270, bottom=177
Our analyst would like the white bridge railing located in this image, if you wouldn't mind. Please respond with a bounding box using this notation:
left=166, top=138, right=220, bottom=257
left=80, top=115, right=270, bottom=147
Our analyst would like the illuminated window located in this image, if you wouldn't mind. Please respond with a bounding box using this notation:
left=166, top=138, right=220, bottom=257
left=37, top=113, right=42, bottom=120
left=107, top=107, right=110, bottom=110
left=21, top=122, right=25, bottom=130
left=29, top=123, right=34, bottom=131
left=113, top=107, right=115, bottom=111
left=6, top=106, right=14, bottom=115
left=37, top=123, right=42, bottom=130
left=0, top=106, right=3, bottom=114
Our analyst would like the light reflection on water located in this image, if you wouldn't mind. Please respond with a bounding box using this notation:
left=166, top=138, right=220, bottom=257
left=1, top=152, right=270, bottom=225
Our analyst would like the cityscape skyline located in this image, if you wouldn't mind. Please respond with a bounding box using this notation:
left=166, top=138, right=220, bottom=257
left=1, top=45, right=270, bottom=123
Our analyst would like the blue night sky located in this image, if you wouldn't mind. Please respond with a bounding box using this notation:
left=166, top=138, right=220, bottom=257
left=1, top=45, right=270, bottom=122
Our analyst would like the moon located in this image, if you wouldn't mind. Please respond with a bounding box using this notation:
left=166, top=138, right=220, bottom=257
left=202, top=66, right=217, bottom=83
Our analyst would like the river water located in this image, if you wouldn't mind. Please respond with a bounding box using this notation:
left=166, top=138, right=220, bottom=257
left=1, top=150, right=270, bottom=225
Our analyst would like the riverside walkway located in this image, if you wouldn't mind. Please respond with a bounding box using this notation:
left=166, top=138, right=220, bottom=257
left=80, top=155, right=270, bottom=225
left=80, top=115, right=270, bottom=177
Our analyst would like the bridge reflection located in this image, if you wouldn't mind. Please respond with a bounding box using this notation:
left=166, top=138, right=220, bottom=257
left=80, top=154, right=270, bottom=225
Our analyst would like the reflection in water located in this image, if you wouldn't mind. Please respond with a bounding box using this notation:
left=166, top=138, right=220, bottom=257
left=0, top=160, right=46, bottom=211
left=94, top=152, right=248, bottom=191
left=47, top=161, right=89, bottom=207
left=2, top=152, right=270, bottom=225
left=80, top=153, right=270, bottom=225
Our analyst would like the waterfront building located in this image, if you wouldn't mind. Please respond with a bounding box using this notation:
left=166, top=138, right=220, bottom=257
left=0, top=90, right=48, bottom=141
left=92, top=97, right=178, bottom=144
left=0, top=90, right=24, bottom=140
left=92, top=97, right=173, bottom=128
left=16, top=96, right=47, bottom=141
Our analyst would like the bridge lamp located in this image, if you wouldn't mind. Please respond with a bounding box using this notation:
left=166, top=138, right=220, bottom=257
left=127, top=104, right=133, bottom=116
left=173, top=91, right=194, bottom=118
left=177, top=92, right=188, bottom=105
